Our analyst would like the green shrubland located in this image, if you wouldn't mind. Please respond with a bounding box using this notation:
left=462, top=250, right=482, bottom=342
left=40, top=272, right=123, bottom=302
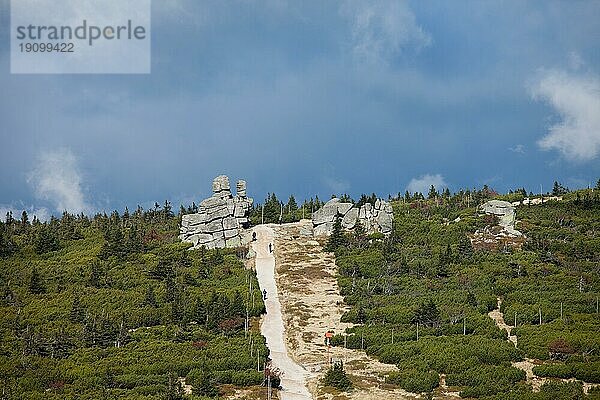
left=0, top=206, right=268, bottom=398
left=330, top=188, right=600, bottom=397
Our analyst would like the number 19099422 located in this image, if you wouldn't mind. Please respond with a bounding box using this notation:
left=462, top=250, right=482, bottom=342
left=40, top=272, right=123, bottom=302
left=19, top=42, right=74, bottom=52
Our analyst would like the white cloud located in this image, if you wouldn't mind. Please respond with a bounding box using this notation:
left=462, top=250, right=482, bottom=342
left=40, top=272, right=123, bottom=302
left=509, top=144, right=525, bottom=154
left=529, top=68, right=600, bottom=162
left=27, top=148, right=92, bottom=214
left=341, top=0, right=431, bottom=65
left=406, top=173, right=447, bottom=194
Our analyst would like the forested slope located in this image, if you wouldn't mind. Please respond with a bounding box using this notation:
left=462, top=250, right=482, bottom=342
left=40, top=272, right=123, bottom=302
left=0, top=206, right=268, bottom=399
left=329, top=189, right=600, bottom=399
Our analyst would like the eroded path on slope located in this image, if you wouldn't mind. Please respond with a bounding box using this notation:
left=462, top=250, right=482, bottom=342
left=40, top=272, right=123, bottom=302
left=272, top=221, right=421, bottom=400
left=488, top=297, right=599, bottom=394
left=252, top=225, right=312, bottom=400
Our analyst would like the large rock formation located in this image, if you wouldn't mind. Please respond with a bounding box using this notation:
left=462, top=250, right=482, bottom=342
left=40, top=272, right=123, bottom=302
left=479, top=200, right=521, bottom=237
left=180, top=176, right=253, bottom=249
left=312, top=197, right=393, bottom=236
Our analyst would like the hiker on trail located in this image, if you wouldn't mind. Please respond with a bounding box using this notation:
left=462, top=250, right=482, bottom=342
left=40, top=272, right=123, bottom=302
left=252, top=232, right=257, bottom=241
left=268, top=243, right=273, bottom=253
left=263, top=289, right=267, bottom=300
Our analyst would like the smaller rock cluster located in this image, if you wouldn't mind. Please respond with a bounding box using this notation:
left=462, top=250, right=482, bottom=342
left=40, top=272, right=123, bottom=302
left=179, top=176, right=253, bottom=249
left=312, top=197, right=393, bottom=236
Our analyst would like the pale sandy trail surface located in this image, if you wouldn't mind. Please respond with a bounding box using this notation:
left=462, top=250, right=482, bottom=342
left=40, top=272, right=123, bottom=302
left=252, top=225, right=312, bottom=400
left=272, top=221, right=428, bottom=400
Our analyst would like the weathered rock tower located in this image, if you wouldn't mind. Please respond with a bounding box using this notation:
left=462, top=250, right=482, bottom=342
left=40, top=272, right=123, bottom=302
left=179, top=175, right=253, bottom=249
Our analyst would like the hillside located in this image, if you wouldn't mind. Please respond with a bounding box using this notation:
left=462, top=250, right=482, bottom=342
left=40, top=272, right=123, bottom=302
left=0, top=208, right=270, bottom=399
left=1, top=188, right=599, bottom=399
left=326, top=189, right=600, bottom=399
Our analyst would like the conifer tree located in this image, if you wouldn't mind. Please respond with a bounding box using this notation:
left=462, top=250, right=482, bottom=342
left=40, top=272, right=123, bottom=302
left=353, top=219, right=366, bottom=247
left=325, top=214, right=346, bottom=252
left=323, top=361, right=352, bottom=390
left=194, top=372, right=218, bottom=397
left=144, top=285, right=157, bottom=307
left=195, top=298, right=207, bottom=324
left=230, top=290, right=244, bottom=317
left=412, top=300, right=441, bottom=328
left=428, top=185, right=438, bottom=199
left=457, top=235, right=473, bottom=259
left=29, top=267, right=46, bottom=294
left=0, top=226, right=16, bottom=258
left=35, top=224, right=60, bottom=254
left=21, top=211, right=29, bottom=226
left=165, top=275, right=176, bottom=303
left=69, top=295, right=85, bottom=323
left=88, top=260, right=104, bottom=288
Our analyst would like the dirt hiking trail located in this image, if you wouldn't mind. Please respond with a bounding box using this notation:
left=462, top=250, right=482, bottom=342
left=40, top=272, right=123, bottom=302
left=253, top=225, right=312, bottom=400
left=271, top=221, right=437, bottom=400
left=488, top=297, right=598, bottom=394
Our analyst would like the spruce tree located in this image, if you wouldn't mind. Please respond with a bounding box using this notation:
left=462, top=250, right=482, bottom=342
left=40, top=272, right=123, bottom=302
left=325, top=214, right=346, bottom=252
left=195, top=298, right=207, bottom=325
left=428, top=185, right=438, bottom=199
left=353, top=219, right=366, bottom=247
left=29, top=267, right=46, bottom=294
left=194, top=372, right=218, bottom=397
left=35, top=224, right=60, bottom=254
left=286, top=195, right=298, bottom=212
left=88, top=260, right=104, bottom=288
left=230, top=290, right=244, bottom=317
left=323, top=361, right=352, bottom=390
left=70, top=296, right=85, bottom=323
left=412, top=300, right=441, bottom=328
left=21, top=211, right=29, bottom=226
left=457, top=235, right=473, bottom=260
left=144, top=285, right=157, bottom=307
left=164, top=275, right=176, bottom=303
left=171, top=292, right=184, bottom=325
left=0, top=227, right=16, bottom=258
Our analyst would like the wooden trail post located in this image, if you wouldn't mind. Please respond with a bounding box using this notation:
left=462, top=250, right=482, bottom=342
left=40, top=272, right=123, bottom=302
left=560, top=302, right=563, bottom=320
left=325, top=331, right=333, bottom=365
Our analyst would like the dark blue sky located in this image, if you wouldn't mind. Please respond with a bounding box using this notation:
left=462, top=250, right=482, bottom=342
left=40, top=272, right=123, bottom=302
left=1, top=1, right=599, bottom=219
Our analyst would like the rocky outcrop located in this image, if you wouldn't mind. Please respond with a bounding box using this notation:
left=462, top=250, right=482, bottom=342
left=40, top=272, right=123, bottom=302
left=479, top=200, right=521, bottom=237
left=179, top=176, right=253, bottom=249
left=312, top=197, right=393, bottom=236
